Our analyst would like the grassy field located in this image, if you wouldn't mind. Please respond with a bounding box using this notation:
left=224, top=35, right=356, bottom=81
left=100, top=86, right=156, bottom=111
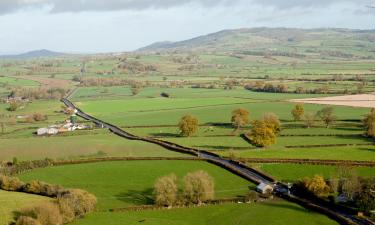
left=0, top=130, right=184, bottom=161
left=71, top=201, right=338, bottom=225
left=256, top=164, right=375, bottom=182
left=19, top=160, right=252, bottom=210
left=0, top=190, right=50, bottom=225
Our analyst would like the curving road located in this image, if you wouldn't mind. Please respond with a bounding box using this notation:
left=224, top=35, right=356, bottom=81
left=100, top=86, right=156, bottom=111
left=61, top=98, right=374, bottom=225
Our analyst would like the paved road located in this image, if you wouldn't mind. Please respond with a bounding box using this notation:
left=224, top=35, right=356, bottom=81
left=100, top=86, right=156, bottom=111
left=61, top=98, right=374, bottom=225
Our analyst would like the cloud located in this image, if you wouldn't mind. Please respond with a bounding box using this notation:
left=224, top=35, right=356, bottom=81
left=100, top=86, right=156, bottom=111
left=1, top=0, right=371, bottom=15
left=0, top=0, right=237, bottom=15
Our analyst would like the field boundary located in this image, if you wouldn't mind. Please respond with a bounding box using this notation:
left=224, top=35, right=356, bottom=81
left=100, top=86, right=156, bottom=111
left=240, top=158, right=375, bottom=167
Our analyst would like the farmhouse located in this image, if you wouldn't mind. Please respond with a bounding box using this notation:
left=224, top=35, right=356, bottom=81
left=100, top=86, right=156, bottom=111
left=256, top=183, right=274, bottom=194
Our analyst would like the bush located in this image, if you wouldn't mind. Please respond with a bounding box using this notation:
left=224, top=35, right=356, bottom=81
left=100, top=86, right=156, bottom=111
left=301, top=175, right=330, bottom=198
left=57, top=189, right=97, bottom=223
left=178, top=115, right=199, bottom=137
left=32, top=113, right=48, bottom=122
left=247, top=120, right=276, bottom=147
left=183, top=170, right=215, bottom=205
left=231, top=108, right=250, bottom=132
left=19, top=202, right=63, bottom=225
left=16, top=216, right=42, bottom=225
left=0, top=175, right=24, bottom=191
left=23, top=180, right=62, bottom=197
left=154, top=174, right=178, bottom=207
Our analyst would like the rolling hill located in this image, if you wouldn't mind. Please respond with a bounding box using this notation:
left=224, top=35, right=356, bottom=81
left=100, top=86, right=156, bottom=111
left=138, top=27, right=375, bottom=59
left=0, top=49, right=65, bottom=59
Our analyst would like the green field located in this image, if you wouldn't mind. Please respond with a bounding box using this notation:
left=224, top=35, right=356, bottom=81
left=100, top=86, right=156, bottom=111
left=0, top=190, right=50, bottom=225
left=19, top=160, right=253, bottom=210
left=256, top=164, right=375, bottom=182
left=71, top=201, right=338, bottom=225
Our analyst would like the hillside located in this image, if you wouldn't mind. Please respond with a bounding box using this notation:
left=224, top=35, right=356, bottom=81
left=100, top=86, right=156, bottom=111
left=0, top=49, right=65, bottom=59
left=138, top=27, right=375, bottom=59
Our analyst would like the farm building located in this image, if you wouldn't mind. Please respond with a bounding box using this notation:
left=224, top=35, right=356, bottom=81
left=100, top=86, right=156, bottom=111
left=37, top=127, right=58, bottom=136
left=256, top=183, right=274, bottom=194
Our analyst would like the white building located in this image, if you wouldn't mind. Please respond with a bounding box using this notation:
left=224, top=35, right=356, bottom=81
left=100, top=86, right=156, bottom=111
left=37, top=127, right=59, bottom=136
left=256, top=183, right=274, bottom=194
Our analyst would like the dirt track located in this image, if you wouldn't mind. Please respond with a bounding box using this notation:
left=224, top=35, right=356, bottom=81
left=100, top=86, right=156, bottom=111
left=290, top=94, right=375, bottom=108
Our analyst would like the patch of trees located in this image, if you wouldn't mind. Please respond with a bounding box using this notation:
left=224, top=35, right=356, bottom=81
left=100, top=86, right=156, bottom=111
left=241, top=50, right=306, bottom=58
left=170, top=55, right=200, bottom=64
left=79, top=77, right=150, bottom=89
left=154, top=171, right=214, bottom=207
left=117, top=61, right=158, bottom=73
left=0, top=158, right=53, bottom=176
left=244, top=81, right=288, bottom=93
left=295, top=168, right=375, bottom=217
left=291, top=105, right=338, bottom=129
left=25, top=113, right=48, bottom=123
left=9, top=87, right=68, bottom=100
left=0, top=175, right=97, bottom=225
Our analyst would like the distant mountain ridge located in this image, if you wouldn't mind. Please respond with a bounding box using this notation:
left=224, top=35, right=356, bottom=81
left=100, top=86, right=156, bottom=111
left=0, top=49, right=65, bottom=59
left=137, top=27, right=375, bottom=58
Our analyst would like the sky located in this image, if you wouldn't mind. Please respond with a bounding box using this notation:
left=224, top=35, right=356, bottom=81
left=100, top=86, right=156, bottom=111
left=0, top=0, right=374, bottom=54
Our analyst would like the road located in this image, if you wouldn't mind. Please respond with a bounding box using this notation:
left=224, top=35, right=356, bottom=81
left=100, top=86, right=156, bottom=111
left=61, top=98, right=374, bottom=225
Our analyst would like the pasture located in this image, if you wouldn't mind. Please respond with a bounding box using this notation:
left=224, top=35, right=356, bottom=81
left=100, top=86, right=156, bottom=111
left=19, top=160, right=253, bottom=210
left=71, top=201, right=338, bottom=225
left=0, top=190, right=50, bottom=225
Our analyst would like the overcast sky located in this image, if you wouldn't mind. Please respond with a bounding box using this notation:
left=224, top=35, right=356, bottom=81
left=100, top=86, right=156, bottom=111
left=0, top=0, right=374, bottom=54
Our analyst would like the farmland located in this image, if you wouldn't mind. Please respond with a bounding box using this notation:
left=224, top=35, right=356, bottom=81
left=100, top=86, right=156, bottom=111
left=19, top=160, right=253, bottom=210
left=0, top=27, right=374, bottom=225
left=72, top=201, right=338, bottom=225
left=0, top=190, right=50, bottom=225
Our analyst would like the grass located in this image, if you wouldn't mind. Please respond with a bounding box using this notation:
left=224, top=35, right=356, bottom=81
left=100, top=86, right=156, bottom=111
left=255, top=164, right=375, bottom=182
left=71, top=201, right=338, bottom=225
left=0, top=130, right=185, bottom=161
left=0, top=190, right=50, bottom=225
left=19, top=160, right=253, bottom=210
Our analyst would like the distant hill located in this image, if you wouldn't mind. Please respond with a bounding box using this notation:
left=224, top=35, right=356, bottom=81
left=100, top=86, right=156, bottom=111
left=137, top=27, right=375, bottom=59
left=0, top=49, right=65, bottom=59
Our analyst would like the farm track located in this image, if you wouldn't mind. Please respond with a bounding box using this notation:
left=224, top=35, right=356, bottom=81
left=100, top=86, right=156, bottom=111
left=61, top=98, right=374, bottom=225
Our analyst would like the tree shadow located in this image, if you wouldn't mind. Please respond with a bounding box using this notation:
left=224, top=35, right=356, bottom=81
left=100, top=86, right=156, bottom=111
left=115, top=188, right=154, bottom=205
left=261, top=201, right=309, bottom=213
left=194, top=145, right=255, bottom=151
left=149, top=132, right=180, bottom=138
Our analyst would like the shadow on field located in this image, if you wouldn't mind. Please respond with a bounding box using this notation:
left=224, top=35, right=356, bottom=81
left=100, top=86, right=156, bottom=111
left=261, top=202, right=308, bottom=213
left=116, top=188, right=154, bottom=205
left=149, top=132, right=180, bottom=138
left=194, top=145, right=255, bottom=151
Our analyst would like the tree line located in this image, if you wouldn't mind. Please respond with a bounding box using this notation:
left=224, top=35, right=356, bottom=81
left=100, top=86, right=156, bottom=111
left=0, top=175, right=97, bottom=225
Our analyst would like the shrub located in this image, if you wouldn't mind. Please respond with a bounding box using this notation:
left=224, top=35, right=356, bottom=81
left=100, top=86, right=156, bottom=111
left=183, top=170, right=214, bottom=205
left=19, top=202, right=63, bottom=225
left=0, top=175, right=24, bottom=191
left=178, top=115, right=199, bottom=137
left=154, top=174, right=178, bottom=207
left=316, top=107, right=337, bottom=128
left=8, top=101, right=20, bottom=111
left=263, top=113, right=281, bottom=135
left=301, top=175, right=330, bottom=198
left=16, top=216, right=42, bottom=225
left=57, top=189, right=97, bottom=223
left=291, top=104, right=304, bottom=121
left=32, top=113, right=48, bottom=122
left=23, top=180, right=62, bottom=197
left=363, top=108, right=375, bottom=138
left=247, top=120, right=276, bottom=147
left=231, top=108, right=250, bottom=132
